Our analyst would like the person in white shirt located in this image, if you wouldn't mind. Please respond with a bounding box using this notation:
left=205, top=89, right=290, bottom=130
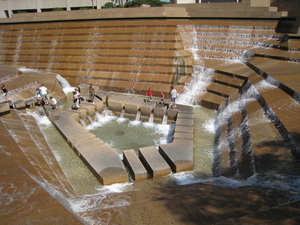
left=39, top=84, right=49, bottom=105
left=49, top=96, right=58, bottom=110
left=170, top=86, right=177, bottom=108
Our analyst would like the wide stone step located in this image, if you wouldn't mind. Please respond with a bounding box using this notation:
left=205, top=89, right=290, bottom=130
left=1, top=114, right=76, bottom=197
left=123, top=149, right=148, bottom=181
left=139, top=146, right=171, bottom=178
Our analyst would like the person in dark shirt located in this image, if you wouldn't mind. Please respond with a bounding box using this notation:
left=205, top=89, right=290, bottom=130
left=1, top=84, right=8, bottom=102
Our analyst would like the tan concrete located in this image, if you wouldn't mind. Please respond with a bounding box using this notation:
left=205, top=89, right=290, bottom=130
left=159, top=140, right=193, bottom=172
left=124, top=96, right=145, bottom=114
left=153, top=103, right=167, bottom=118
left=123, top=149, right=148, bottom=181
left=0, top=102, right=10, bottom=116
left=139, top=146, right=171, bottom=177
left=80, top=144, right=129, bottom=185
left=107, top=93, right=133, bottom=112
left=140, top=100, right=156, bottom=116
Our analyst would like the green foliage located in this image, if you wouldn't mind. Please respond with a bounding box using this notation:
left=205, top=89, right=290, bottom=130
left=103, top=2, right=115, bottom=8
left=53, top=8, right=64, bottom=11
left=125, top=0, right=167, bottom=7
left=102, top=0, right=167, bottom=9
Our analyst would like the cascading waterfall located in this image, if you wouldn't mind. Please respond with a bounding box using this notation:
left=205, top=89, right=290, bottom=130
left=177, top=25, right=215, bottom=105
left=120, top=109, right=125, bottom=118
left=135, top=111, right=141, bottom=122
left=148, top=113, right=154, bottom=123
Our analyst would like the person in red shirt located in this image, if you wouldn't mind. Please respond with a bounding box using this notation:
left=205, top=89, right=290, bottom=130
left=146, top=87, right=153, bottom=101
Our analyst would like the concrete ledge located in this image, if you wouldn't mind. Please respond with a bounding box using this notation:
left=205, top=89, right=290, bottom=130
left=66, top=108, right=87, bottom=120
left=124, top=96, right=144, bottom=114
left=108, top=93, right=133, bottom=112
left=50, top=111, right=90, bottom=140
left=14, top=100, right=26, bottom=110
left=176, top=117, right=194, bottom=127
left=153, top=104, right=167, bottom=118
left=67, top=132, right=96, bottom=148
left=175, top=125, right=193, bottom=133
left=139, top=146, right=171, bottom=177
left=80, top=144, right=129, bottom=185
left=166, top=108, right=178, bottom=121
left=159, top=140, right=193, bottom=172
left=177, top=112, right=194, bottom=119
left=80, top=102, right=96, bottom=116
left=140, top=101, right=156, bottom=116
left=174, top=131, right=194, bottom=140
left=123, top=149, right=148, bottom=181
left=0, top=102, right=10, bottom=116
left=74, top=138, right=104, bottom=154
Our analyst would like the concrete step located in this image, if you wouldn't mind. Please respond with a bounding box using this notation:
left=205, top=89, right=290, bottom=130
left=139, top=146, right=171, bottom=178
left=1, top=113, right=76, bottom=197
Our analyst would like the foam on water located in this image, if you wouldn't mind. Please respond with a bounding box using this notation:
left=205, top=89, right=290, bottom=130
left=202, top=118, right=215, bottom=133
left=26, top=110, right=52, bottom=126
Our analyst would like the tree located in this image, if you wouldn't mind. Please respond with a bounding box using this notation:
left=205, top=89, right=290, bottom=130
left=125, top=0, right=167, bottom=8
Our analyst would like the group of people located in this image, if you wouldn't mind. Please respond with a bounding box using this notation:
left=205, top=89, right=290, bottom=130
left=146, top=86, right=177, bottom=108
left=73, top=84, right=96, bottom=110
left=36, top=84, right=58, bottom=110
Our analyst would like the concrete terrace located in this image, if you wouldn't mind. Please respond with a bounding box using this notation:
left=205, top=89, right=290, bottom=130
left=0, top=0, right=300, bottom=224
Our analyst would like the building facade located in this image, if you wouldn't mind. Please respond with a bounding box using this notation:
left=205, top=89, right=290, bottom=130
left=0, top=0, right=241, bottom=18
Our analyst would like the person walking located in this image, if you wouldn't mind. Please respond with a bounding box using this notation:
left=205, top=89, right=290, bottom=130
left=146, top=87, right=153, bottom=101
left=170, top=86, right=177, bottom=108
left=39, top=84, right=49, bottom=105
left=89, top=84, right=95, bottom=103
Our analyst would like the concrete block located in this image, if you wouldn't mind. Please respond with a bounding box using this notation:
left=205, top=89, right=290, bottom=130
left=176, top=117, right=194, bottom=127
left=80, top=103, right=95, bottom=116
left=153, top=104, right=167, bottom=118
left=0, top=102, right=10, bottom=116
left=167, top=108, right=178, bottom=121
left=96, top=91, right=108, bottom=104
left=80, top=144, right=129, bottom=185
left=159, top=140, right=193, bottom=172
left=51, top=111, right=90, bottom=140
left=139, top=146, right=171, bottom=177
left=174, top=131, right=194, bottom=140
left=67, top=132, right=96, bottom=147
left=124, top=96, right=144, bottom=114
left=74, top=138, right=104, bottom=154
left=14, top=100, right=26, bottom=110
left=107, top=93, right=133, bottom=112
left=123, top=149, right=148, bottom=181
left=140, top=101, right=156, bottom=116
left=175, top=125, right=193, bottom=133
left=25, top=99, right=36, bottom=109
left=177, top=112, right=194, bottom=119
left=66, top=108, right=87, bottom=120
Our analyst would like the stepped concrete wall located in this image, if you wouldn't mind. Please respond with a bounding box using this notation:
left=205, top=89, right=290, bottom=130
left=0, top=2, right=299, bottom=224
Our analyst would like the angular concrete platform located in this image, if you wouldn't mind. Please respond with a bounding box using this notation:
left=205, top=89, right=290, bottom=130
left=139, top=146, right=171, bottom=178
left=123, top=149, right=148, bottom=181
left=159, top=140, right=193, bottom=172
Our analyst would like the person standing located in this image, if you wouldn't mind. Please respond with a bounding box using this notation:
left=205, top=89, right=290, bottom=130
left=146, top=87, right=153, bottom=101
left=1, top=84, right=8, bottom=102
left=160, top=92, right=165, bottom=104
left=89, top=84, right=95, bottom=103
left=170, top=86, right=177, bottom=108
left=73, top=88, right=81, bottom=110
left=39, top=84, right=49, bottom=105
left=49, top=96, right=58, bottom=110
